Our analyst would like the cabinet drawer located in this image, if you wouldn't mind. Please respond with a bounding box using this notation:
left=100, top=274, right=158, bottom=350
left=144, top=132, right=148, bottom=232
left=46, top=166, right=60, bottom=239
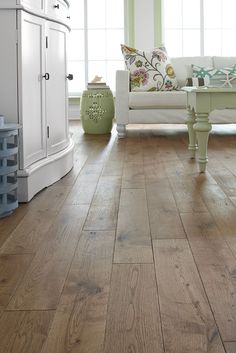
left=47, top=0, right=69, bottom=22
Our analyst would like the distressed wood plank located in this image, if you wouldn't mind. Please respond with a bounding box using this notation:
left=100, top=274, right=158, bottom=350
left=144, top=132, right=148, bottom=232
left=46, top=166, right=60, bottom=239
left=199, top=184, right=236, bottom=236
left=158, top=136, right=180, bottom=163
left=102, top=160, right=124, bottom=176
left=153, top=239, right=225, bottom=353
left=0, top=254, right=33, bottom=311
left=125, top=137, right=143, bottom=163
left=122, top=162, right=145, bottom=189
left=56, top=154, right=88, bottom=187
left=181, top=212, right=236, bottom=341
left=103, top=264, right=164, bottom=353
left=79, top=162, right=104, bottom=176
left=224, top=342, right=236, bottom=353
left=0, top=311, right=53, bottom=353
left=144, top=161, right=167, bottom=182
left=65, top=174, right=99, bottom=205
left=83, top=176, right=121, bottom=231
left=167, top=175, right=208, bottom=213
left=0, top=210, right=57, bottom=254
left=0, top=204, right=29, bottom=248
left=29, top=184, right=71, bottom=212
left=146, top=179, right=186, bottom=239
left=208, top=158, right=236, bottom=197
left=41, top=230, right=114, bottom=353
left=7, top=205, right=89, bottom=310
left=114, top=189, right=153, bottom=263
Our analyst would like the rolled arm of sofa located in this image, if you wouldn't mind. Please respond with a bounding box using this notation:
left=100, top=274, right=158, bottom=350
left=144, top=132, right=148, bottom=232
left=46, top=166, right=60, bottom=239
left=115, top=70, right=130, bottom=124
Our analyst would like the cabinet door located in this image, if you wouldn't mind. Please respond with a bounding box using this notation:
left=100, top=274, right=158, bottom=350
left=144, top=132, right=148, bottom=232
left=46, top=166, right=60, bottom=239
left=18, top=11, right=47, bottom=168
left=46, top=21, right=69, bottom=155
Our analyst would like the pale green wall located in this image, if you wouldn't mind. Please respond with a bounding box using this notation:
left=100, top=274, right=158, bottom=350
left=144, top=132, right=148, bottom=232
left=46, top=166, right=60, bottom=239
left=127, top=0, right=163, bottom=49
left=154, top=0, right=162, bottom=47
left=126, top=0, right=135, bottom=47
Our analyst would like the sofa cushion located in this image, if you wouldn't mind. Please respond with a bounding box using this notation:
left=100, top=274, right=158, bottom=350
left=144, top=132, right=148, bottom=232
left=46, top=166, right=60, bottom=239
left=171, top=56, right=213, bottom=87
left=121, top=44, right=178, bottom=92
left=213, top=56, right=236, bottom=68
left=129, top=91, right=187, bottom=109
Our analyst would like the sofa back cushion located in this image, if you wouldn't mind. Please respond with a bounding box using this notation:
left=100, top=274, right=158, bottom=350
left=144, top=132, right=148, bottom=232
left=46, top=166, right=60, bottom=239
left=171, top=56, right=213, bottom=87
left=121, top=44, right=178, bottom=92
left=213, top=56, right=236, bottom=68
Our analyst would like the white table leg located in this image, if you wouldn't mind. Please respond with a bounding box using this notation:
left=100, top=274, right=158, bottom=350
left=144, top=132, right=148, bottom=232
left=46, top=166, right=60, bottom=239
left=194, top=113, right=212, bottom=173
left=186, top=107, right=197, bottom=158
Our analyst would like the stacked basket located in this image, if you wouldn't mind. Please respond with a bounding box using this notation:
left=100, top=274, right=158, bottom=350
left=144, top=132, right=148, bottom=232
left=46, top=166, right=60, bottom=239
left=0, top=116, right=21, bottom=218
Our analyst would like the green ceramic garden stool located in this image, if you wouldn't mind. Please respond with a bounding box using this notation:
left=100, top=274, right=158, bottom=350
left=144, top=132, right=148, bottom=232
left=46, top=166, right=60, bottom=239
left=80, top=89, right=114, bottom=134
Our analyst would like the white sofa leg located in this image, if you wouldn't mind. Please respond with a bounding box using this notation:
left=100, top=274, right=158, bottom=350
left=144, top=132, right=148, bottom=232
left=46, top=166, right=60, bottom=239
left=117, top=124, right=126, bottom=138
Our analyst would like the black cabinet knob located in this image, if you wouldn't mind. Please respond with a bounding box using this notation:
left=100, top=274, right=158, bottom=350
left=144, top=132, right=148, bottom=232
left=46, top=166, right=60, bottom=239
left=67, top=74, right=73, bottom=81
left=42, top=73, right=50, bottom=80
left=54, top=4, right=60, bottom=9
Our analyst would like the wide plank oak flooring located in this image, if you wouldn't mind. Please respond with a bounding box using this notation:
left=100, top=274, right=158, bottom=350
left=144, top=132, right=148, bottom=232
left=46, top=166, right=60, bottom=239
left=1, top=122, right=236, bottom=352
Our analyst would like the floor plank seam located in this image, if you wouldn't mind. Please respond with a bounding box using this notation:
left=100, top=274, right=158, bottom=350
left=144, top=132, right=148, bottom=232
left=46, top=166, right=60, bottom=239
left=4, top=309, right=56, bottom=312
left=143, top=137, right=167, bottom=353
left=111, top=139, right=126, bottom=266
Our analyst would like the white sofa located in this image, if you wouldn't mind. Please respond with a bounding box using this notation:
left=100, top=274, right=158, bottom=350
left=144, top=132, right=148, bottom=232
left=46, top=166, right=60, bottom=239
left=115, top=56, right=236, bottom=138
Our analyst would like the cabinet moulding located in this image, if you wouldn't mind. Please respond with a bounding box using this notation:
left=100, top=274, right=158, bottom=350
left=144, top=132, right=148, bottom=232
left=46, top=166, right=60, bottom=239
left=17, top=138, right=74, bottom=202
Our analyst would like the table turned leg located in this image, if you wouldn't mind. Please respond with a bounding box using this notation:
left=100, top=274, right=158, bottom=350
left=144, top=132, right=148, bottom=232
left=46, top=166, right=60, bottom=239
left=194, top=113, right=212, bottom=173
left=186, top=107, right=197, bottom=158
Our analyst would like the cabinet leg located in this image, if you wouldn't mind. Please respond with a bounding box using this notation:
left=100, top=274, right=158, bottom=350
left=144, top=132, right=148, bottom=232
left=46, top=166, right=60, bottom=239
left=194, top=113, right=212, bottom=173
left=117, top=124, right=126, bottom=138
left=186, top=107, right=197, bottom=158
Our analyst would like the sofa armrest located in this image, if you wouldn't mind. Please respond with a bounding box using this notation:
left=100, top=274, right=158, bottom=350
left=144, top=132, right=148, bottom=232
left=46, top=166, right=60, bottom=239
left=115, top=70, right=130, bottom=124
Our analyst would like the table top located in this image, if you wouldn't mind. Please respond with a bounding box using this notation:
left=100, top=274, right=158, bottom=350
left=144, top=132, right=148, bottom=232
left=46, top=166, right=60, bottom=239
left=182, top=86, right=236, bottom=93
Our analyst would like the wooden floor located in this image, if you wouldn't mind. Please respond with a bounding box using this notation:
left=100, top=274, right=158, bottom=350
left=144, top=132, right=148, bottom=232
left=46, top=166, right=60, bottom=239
left=1, top=121, right=236, bottom=353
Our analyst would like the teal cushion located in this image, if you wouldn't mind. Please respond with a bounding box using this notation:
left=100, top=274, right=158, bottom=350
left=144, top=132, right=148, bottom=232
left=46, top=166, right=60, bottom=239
left=192, top=64, right=236, bottom=87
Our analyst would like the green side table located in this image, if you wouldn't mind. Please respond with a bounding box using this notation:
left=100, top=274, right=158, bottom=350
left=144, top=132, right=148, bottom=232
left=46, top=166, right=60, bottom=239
left=80, top=89, right=114, bottom=134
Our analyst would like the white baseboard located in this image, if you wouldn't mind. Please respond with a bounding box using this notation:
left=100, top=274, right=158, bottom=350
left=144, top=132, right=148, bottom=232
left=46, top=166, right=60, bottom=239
left=17, top=139, right=74, bottom=202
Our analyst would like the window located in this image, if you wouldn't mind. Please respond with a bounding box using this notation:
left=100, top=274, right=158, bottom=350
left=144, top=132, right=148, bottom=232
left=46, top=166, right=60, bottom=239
left=67, top=0, right=125, bottom=95
left=163, top=0, right=236, bottom=57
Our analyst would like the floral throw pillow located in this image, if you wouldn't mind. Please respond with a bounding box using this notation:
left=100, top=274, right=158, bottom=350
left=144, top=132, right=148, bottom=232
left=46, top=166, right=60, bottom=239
left=121, top=44, right=178, bottom=92
left=192, top=64, right=236, bottom=87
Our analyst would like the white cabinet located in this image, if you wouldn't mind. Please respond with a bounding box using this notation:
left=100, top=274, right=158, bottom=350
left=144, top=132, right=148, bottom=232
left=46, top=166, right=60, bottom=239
left=19, top=12, right=47, bottom=168
left=46, top=21, right=69, bottom=155
left=0, top=2, right=74, bottom=202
